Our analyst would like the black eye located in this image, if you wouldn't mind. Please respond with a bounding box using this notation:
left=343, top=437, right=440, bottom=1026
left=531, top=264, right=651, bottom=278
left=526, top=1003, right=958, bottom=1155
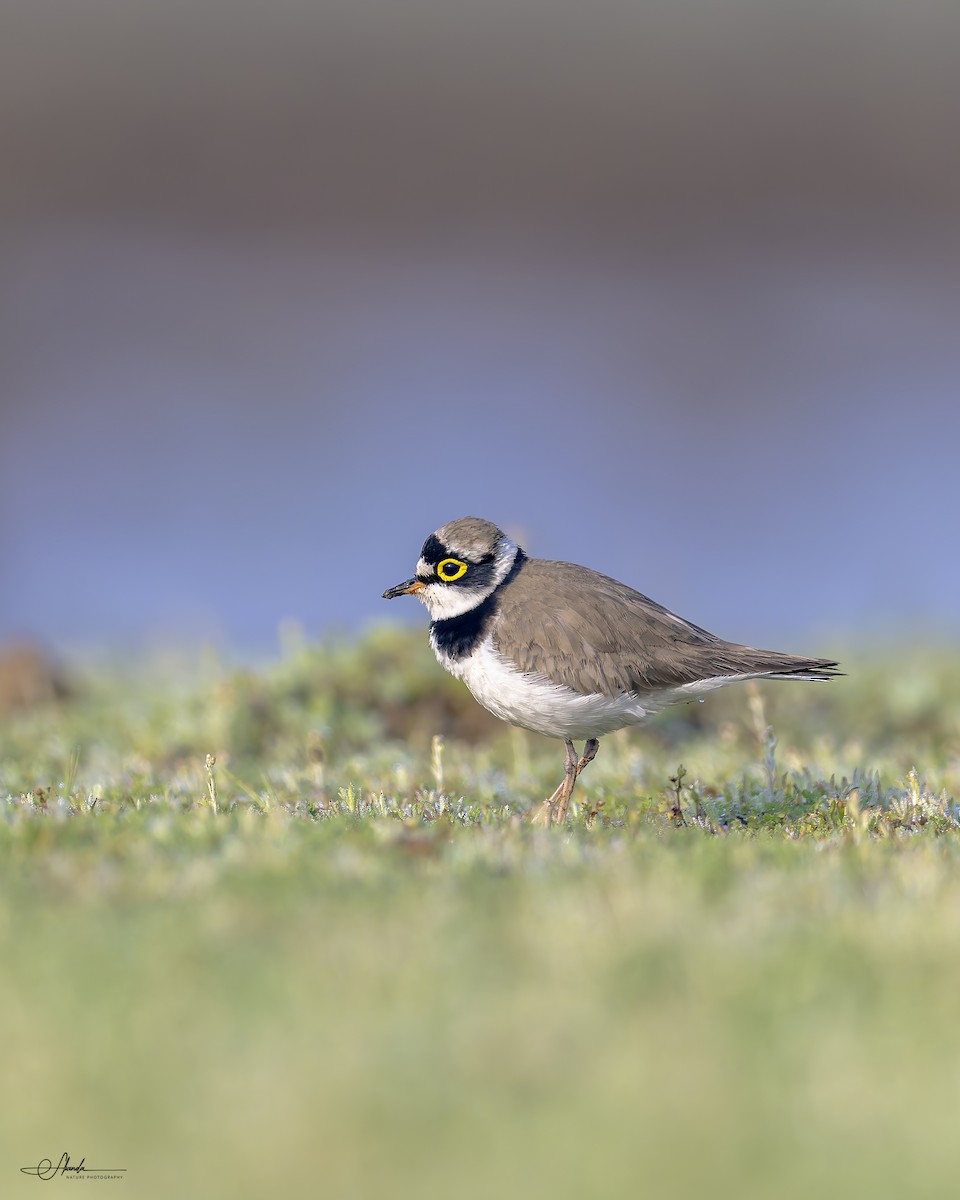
left=437, top=558, right=468, bottom=582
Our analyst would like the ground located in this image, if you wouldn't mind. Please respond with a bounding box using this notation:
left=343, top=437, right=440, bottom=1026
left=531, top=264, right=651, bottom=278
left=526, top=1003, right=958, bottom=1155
left=1, top=629, right=959, bottom=1199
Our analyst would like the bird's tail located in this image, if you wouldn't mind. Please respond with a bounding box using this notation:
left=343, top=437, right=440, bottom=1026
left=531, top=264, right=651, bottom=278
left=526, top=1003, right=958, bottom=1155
left=724, top=648, right=842, bottom=682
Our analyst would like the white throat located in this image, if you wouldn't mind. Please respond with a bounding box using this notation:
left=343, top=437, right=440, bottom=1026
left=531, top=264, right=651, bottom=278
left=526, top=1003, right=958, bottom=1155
left=416, top=536, right=520, bottom=621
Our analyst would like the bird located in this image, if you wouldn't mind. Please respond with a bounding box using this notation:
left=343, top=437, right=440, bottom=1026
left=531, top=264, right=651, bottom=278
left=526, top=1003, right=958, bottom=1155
left=383, top=517, right=841, bottom=825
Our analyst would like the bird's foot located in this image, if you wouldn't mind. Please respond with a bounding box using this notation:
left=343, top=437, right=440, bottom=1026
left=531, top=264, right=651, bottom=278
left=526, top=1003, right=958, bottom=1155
left=530, top=779, right=567, bottom=827
left=529, top=800, right=556, bottom=828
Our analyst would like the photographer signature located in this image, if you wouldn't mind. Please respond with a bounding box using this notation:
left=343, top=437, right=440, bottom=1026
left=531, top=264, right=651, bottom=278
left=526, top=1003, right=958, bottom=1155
left=20, top=1153, right=126, bottom=1180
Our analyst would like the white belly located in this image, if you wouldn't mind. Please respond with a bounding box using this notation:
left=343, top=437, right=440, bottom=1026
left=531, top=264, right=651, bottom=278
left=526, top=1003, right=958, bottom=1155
left=431, top=634, right=663, bottom=741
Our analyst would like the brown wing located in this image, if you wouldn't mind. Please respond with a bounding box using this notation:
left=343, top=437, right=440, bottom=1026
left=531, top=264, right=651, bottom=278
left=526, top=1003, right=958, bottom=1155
left=492, top=558, right=839, bottom=698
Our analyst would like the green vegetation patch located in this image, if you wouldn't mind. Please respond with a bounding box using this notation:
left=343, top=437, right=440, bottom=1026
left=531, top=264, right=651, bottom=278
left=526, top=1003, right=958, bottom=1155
left=1, top=631, right=959, bottom=1199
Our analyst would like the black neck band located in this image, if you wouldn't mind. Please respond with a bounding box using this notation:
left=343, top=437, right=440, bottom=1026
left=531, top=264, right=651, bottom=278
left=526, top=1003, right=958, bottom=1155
left=430, top=549, right=526, bottom=660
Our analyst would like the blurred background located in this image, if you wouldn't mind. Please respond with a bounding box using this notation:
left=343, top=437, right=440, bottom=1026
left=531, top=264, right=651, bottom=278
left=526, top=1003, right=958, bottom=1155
left=2, top=0, right=958, bottom=658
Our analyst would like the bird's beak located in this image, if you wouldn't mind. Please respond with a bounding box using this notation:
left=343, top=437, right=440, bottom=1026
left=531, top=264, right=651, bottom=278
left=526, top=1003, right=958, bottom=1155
left=382, top=578, right=426, bottom=599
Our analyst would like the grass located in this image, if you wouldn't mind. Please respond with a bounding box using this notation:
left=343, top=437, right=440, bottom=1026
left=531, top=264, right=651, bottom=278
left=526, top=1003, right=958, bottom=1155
left=2, top=627, right=960, bottom=1198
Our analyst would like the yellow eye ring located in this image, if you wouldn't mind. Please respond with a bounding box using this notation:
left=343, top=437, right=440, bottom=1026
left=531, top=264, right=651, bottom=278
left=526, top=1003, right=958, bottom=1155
left=436, top=558, right=468, bottom=582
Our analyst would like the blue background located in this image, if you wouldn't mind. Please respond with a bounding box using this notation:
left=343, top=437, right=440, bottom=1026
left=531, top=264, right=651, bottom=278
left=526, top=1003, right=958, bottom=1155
left=2, top=0, right=957, bottom=654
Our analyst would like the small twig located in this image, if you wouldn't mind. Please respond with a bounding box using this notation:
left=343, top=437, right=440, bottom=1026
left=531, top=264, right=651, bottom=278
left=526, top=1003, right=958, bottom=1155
left=205, top=754, right=219, bottom=815
left=669, top=764, right=687, bottom=827
left=431, top=734, right=445, bottom=795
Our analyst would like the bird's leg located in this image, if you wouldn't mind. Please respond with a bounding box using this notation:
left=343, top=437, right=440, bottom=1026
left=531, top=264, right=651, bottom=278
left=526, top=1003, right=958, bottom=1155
left=576, top=738, right=600, bottom=776
left=553, top=739, right=601, bottom=824
left=530, top=740, right=578, bottom=827
left=530, top=739, right=601, bottom=826
left=552, top=740, right=582, bottom=825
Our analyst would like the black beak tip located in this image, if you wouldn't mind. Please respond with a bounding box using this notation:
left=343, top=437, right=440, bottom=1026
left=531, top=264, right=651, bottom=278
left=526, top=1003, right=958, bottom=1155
left=383, top=580, right=416, bottom=599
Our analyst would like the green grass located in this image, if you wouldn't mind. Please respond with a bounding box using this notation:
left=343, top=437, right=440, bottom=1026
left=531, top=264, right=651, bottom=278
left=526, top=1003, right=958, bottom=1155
left=2, top=629, right=960, bottom=1198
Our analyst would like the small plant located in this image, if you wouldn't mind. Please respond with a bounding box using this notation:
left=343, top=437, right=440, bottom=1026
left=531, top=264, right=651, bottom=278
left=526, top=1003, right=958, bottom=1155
left=205, top=753, right=219, bottom=815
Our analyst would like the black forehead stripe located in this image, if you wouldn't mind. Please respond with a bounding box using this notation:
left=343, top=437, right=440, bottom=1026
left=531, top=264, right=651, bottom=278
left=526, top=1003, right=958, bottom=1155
left=419, top=534, right=446, bottom=564
left=419, top=533, right=497, bottom=566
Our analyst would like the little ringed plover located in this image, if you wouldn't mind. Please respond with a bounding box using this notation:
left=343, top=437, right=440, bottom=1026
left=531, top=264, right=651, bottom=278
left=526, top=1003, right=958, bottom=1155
left=383, top=516, right=840, bottom=825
